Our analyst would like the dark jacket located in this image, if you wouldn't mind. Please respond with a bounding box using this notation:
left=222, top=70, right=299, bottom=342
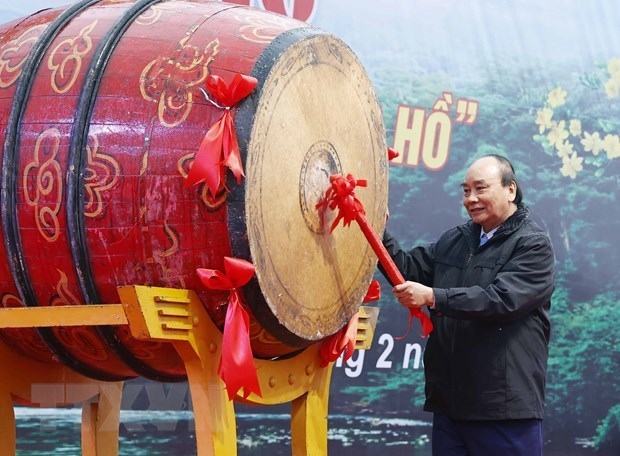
left=382, top=204, right=555, bottom=420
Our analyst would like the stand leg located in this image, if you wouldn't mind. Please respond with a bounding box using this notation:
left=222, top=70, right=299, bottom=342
left=81, top=382, right=123, bottom=456
left=0, top=389, right=16, bottom=456
left=0, top=339, right=123, bottom=456
left=175, top=344, right=237, bottom=455
left=119, top=285, right=239, bottom=456
left=291, top=363, right=333, bottom=455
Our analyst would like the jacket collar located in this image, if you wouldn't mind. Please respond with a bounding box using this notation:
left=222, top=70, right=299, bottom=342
left=461, top=204, right=529, bottom=244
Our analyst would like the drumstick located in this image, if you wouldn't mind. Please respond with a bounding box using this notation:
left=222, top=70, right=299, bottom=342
left=317, top=173, right=433, bottom=337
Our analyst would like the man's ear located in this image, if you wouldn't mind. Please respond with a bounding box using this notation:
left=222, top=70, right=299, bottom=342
left=508, top=181, right=517, bottom=202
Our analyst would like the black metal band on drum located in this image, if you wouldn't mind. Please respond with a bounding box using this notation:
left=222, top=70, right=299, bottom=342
left=65, top=0, right=192, bottom=382
left=0, top=0, right=128, bottom=382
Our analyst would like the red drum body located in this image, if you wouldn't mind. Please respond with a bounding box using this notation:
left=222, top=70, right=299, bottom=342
left=0, top=0, right=387, bottom=382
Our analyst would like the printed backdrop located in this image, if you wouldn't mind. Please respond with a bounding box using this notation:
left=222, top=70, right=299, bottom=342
left=2, top=1, right=619, bottom=455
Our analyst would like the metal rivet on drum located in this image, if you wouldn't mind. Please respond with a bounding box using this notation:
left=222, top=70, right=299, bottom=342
left=208, top=342, right=217, bottom=353
left=305, top=365, right=314, bottom=376
left=192, top=316, right=199, bottom=326
left=269, top=377, right=277, bottom=388
left=288, top=374, right=296, bottom=385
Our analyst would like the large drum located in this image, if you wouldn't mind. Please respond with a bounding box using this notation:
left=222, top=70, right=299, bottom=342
left=0, top=0, right=387, bottom=382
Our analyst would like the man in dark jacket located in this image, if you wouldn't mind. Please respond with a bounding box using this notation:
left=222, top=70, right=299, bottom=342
left=382, top=154, right=555, bottom=455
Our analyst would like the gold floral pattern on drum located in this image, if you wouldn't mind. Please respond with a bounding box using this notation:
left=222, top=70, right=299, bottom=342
left=47, top=20, right=97, bottom=94
left=177, top=152, right=227, bottom=209
left=149, top=220, right=187, bottom=289
left=1, top=293, right=24, bottom=309
left=84, top=135, right=120, bottom=219
left=249, top=321, right=283, bottom=347
left=139, top=37, right=220, bottom=128
left=51, top=270, right=81, bottom=307
left=23, top=128, right=63, bottom=243
left=234, top=11, right=303, bottom=44
left=50, top=275, right=112, bottom=362
left=0, top=293, right=54, bottom=361
left=158, top=220, right=180, bottom=259
left=55, top=325, right=114, bottom=362
left=135, top=3, right=182, bottom=26
left=0, top=25, right=46, bottom=89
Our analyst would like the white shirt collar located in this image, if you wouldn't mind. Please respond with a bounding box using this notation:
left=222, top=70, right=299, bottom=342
left=481, top=226, right=499, bottom=240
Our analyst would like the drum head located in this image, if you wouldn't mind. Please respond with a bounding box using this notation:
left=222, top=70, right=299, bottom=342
left=237, top=30, right=388, bottom=346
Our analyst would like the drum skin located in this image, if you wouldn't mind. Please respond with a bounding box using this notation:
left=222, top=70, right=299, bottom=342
left=0, top=0, right=387, bottom=382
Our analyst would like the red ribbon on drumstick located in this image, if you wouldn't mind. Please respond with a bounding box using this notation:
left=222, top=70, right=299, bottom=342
left=316, top=173, right=433, bottom=338
left=184, top=73, right=257, bottom=198
left=196, top=257, right=262, bottom=400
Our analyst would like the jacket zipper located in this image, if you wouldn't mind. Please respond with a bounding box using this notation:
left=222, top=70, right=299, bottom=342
left=465, top=252, right=473, bottom=267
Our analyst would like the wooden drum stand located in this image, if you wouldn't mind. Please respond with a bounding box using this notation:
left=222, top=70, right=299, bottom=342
left=0, top=285, right=378, bottom=455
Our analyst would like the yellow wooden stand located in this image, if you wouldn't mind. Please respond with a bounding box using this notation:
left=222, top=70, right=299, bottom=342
left=0, top=338, right=124, bottom=456
left=0, top=304, right=128, bottom=456
left=0, top=286, right=378, bottom=455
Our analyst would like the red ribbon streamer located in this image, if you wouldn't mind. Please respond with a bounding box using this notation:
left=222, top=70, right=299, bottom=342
left=363, top=279, right=381, bottom=303
left=196, top=257, right=262, bottom=400
left=387, top=147, right=400, bottom=161
left=184, top=73, right=258, bottom=198
left=317, top=173, right=433, bottom=338
left=319, top=310, right=359, bottom=367
left=319, top=279, right=381, bottom=367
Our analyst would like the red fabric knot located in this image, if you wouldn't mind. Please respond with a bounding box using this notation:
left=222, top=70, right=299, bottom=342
left=316, top=173, right=367, bottom=233
left=184, top=73, right=258, bottom=198
left=196, top=256, right=262, bottom=400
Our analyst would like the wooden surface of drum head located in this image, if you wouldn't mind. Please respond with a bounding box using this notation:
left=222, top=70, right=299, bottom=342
left=238, top=29, right=388, bottom=346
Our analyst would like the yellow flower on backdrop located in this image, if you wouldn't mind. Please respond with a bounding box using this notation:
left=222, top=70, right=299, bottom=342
left=534, top=58, right=619, bottom=178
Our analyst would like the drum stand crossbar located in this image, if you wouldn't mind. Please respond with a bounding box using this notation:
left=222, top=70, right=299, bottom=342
left=0, top=285, right=378, bottom=455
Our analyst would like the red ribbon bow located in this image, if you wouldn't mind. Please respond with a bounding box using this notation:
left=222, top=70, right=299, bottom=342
left=316, top=173, right=367, bottom=233
left=317, top=173, right=433, bottom=338
left=196, top=256, right=261, bottom=400
left=184, top=73, right=258, bottom=198
left=319, top=279, right=381, bottom=367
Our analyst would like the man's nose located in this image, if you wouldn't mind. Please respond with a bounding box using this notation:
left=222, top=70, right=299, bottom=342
left=465, top=192, right=478, bottom=203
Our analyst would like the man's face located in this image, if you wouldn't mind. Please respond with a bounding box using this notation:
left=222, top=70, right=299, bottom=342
left=461, top=157, right=516, bottom=232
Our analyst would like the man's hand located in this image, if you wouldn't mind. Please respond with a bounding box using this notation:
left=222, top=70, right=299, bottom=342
left=393, top=281, right=434, bottom=308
